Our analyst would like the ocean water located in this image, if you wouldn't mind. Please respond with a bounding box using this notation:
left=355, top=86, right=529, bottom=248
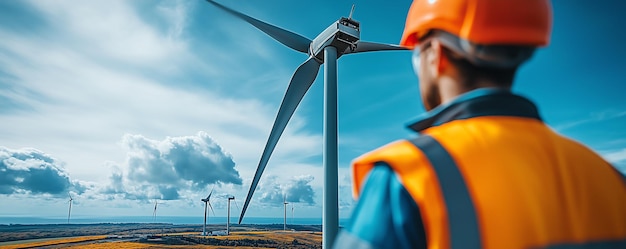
left=0, top=216, right=350, bottom=226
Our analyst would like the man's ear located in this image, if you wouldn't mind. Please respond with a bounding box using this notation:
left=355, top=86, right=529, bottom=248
left=430, top=40, right=449, bottom=76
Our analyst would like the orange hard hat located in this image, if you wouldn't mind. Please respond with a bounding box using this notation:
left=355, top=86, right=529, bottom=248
left=400, top=0, right=553, bottom=49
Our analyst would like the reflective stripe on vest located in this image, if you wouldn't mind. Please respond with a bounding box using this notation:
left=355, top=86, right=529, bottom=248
left=409, top=135, right=482, bottom=249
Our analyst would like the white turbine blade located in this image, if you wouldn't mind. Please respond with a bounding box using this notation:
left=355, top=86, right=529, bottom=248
left=208, top=202, right=216, bottom=216
left=207, top=186, right=214, bottom=200
left=205, top=0, right=311, bottom=53
left=233, top=199, right=240, bottom=212
left=67, top=200, right=72, bottom=224
left=239, top=56, right=321, bottom=224
left=204, top=202, right=208, bottom=217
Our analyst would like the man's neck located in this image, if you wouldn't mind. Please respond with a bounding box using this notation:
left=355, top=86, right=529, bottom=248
left=438, top=77, right=510, bottom=105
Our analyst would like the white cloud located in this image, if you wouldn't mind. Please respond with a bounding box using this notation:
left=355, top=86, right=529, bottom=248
left=257, top=174, right=316, bottom=206
left=0, top=147, right=84, bottom=196
left=339, top=173, right=355, bottom=211
left=26, top=0, right=186, bottom=68
left=102, top=132, right=242, bottom=201
left=284, top=175, right=315, bottom=204
left=156, top=0, right=190, bottom=40
left=555, top=110, right=626, bottom=131
left=604, top=148, right=626, bottom=164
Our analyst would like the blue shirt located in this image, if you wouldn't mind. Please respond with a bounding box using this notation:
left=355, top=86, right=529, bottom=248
left=334, top=163, right=427, bottom=249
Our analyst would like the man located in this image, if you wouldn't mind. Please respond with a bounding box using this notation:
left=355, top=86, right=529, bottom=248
left=333, top=0, right=626, bottom=248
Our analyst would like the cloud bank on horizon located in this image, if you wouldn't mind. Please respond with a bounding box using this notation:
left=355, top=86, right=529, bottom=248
left=0, top=130, right=320, bottom=210
left=1, top=131, right=244, bottom=201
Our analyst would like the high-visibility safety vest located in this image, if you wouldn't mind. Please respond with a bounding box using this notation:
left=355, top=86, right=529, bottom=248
left=351, top=89, right=626, bottom=249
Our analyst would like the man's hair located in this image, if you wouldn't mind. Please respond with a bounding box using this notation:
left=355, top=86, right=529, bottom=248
left=441, top=46, right=518, bottom=88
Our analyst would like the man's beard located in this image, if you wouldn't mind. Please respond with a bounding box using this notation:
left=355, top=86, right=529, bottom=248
left=422, top=78, right=441, bottom=111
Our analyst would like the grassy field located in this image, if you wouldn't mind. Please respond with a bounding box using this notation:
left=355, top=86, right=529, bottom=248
left=71, top=231, right=322, bottom=249
left=0, top=224, right=322, bottom=248
left=0, top=232, right=321, bottom=248
left=0, top=235, right=107, bottom=249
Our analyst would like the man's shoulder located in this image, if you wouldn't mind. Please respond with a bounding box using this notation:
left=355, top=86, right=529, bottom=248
left=353, top=139, right=424, bottom=167
left=552, top=132, right=613, bottom=165
left=351, top=138, right=432, bottom=199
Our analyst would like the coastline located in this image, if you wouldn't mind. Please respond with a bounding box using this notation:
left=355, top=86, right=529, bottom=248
left=0, top=216, right=348, bottom=226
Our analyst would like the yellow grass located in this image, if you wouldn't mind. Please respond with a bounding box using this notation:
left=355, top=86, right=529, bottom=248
left=191, top=231, right=322, bottom=248
left=65, top=242, right=197, bottom=249
left=209, top=231, right=322, bottom=243
left=1, top=235, right=107, bottom=249
left=72, top=242, right=272, bottom=249
left=3, top=231, right=322, bottom=249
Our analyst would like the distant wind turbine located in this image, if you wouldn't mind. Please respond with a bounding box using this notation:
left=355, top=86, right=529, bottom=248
left=152, top=199, right=162, bottom=222
left=204, top=1, right=407, bottom=247
left=283, top=195, right=288, bottom=231
left=201, top=187, right=216, bottom=236
left=227, top=195, right=236, bottom=235
left=67, top=193, right=73, bottom=224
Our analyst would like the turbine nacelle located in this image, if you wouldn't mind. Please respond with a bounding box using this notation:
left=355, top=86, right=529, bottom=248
left=310, top=17, right=360, bottom=62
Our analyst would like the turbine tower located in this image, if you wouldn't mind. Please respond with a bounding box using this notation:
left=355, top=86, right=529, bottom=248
left=283, top=195, right=288, bottom=231
left=204, top=1, right=406, bottom=247
left=201, top=188, right=215, bottom=236
left=227, top=195, right=235, bottom=235
left=67, top=193, right=73, bottom=224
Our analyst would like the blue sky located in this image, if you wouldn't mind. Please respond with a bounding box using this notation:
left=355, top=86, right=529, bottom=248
left=0, top=0, right=625, bottom=221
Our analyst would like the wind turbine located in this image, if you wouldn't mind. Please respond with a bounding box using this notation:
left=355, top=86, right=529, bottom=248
left=227, top=195, right=236, bottom=235
left=67, top=193, right=73, bottom=224
left=152, top=199, right=161, bottom=222
left=204, top=1, right=407, bottom=247
left=283, top=195, right=289, bottom=231
left=201, top=188, right=216, bottom=236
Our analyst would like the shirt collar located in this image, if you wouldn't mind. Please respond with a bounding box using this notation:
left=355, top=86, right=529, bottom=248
left=407, top=88, right=542, bottom=132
